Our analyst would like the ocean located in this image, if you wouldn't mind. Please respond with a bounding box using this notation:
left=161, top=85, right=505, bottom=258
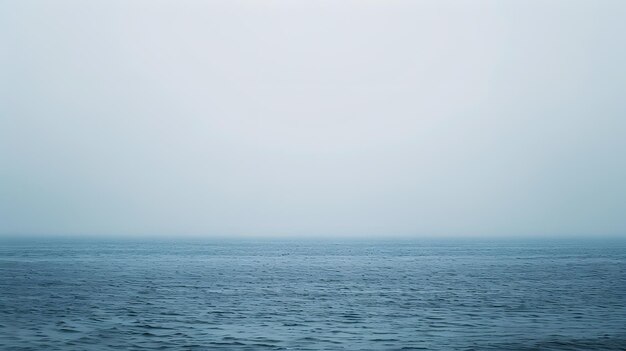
left=1, top=238, right=625, bottom=350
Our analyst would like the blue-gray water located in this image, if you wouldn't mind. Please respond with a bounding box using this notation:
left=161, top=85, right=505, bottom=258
left=1, top=239, right=625, bottom=350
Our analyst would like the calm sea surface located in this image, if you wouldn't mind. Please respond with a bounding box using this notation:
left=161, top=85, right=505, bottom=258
left=1, top=238, right=625, bottom=350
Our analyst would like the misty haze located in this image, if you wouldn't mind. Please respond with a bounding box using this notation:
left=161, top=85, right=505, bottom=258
left=1, top=0, right=625, bottom=350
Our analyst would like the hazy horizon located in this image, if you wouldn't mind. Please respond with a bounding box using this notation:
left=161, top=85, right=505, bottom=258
left=2, top=0, right=625, bottom=238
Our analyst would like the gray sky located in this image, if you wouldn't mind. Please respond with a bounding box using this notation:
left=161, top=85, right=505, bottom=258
left=1, top=0, right=625, bottom=237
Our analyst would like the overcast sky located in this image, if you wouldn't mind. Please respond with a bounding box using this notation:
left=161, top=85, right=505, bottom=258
left=1, top=0, right=625, bottom=237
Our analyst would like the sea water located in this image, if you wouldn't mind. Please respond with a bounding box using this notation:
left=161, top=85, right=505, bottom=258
left=1, top=238, right=625, bottom=350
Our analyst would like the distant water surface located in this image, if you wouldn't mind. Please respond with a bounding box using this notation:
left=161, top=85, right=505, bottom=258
left=1, top=238, right=625, bottom=350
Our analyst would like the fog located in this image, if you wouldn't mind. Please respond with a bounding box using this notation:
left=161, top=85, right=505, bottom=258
left=1, top=0, right=625, bottom=237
